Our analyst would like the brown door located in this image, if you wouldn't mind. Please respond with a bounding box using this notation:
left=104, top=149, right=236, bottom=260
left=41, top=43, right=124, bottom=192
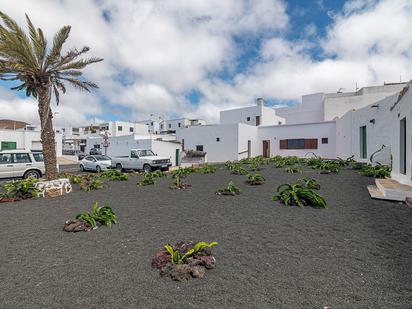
left=263, top=140, right=270, bottom=158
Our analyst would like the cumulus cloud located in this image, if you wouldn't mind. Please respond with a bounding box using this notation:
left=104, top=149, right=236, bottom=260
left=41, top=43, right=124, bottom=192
left=0, top=0, right=411, bottom=125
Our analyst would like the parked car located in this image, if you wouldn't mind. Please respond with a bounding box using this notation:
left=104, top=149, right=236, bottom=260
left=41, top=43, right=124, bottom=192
left=89, top=148, right=102, bottom=155
left=79, top=155, right=112, bottom=173
left=0, top=149, right=46, bottom=179
left=111, top=149, right=172, bottom=172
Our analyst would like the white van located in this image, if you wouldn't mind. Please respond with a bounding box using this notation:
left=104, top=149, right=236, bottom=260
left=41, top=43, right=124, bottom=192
left=0, top=150, right=46, bottom=179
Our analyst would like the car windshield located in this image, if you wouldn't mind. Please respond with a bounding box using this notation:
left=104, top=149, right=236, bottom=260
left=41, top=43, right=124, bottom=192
left=32, top=152, right=44, bottom=162
left=137, top=150, right=155, bottom=157
left=94, top=155, right=111, bottom=161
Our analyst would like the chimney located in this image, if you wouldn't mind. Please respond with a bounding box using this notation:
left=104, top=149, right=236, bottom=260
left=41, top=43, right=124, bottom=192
left=256, top=97, right=265, bottom=107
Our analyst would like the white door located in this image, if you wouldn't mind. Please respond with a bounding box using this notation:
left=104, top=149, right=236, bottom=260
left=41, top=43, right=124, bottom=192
left=0, top=153, right=15, bottom=178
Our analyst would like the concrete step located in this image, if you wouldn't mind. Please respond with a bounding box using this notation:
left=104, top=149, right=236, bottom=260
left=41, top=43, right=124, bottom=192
left=374, top=178, right=412, bottom=201
left=367, top=185, right=386, bottom=200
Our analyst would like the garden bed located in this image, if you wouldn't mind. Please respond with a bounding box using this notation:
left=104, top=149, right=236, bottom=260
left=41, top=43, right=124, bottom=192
left=0, top=167, right=411, bottom=308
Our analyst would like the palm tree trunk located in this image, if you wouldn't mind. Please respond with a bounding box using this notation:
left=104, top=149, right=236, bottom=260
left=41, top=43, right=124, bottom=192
left=38, top=86, right=58, bottom=180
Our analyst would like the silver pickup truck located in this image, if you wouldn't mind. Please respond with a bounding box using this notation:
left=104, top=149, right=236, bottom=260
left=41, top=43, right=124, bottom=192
left=111, top=149, right=172, bottom=173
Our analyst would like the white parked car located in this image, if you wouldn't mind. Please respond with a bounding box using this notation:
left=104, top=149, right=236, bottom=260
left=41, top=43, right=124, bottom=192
left=0, top=150, right=46, bottom=179
left=79, top=155, right=112, bottom=173
left=111, top=149, right=172, bottom=172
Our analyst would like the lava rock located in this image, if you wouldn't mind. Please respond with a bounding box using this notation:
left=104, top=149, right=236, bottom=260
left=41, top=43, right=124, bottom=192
left=197, top=256, right=216, bottom=269
left=170, top=264, right=192, bottom=282
left=152, top=250, right=171, bottom=270
left=190, top=266, right=206, bottom=278
left=63, top=219, right=93, bottom=232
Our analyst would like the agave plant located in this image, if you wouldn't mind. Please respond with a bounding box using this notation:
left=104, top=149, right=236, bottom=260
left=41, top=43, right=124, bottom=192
left=100, top=169, right=128, bottom=181
left=228, top=163, right=249, bottom=175
left=359, top=164, right=391, bottom=178
left=164, top=241, right=218, bottom=264
left=247, top=173, right=265, bottom=185
left=1, top=178, right=40, bottom=200
left=272, top=183, right=327, bottom=208
left=297, top=178, right=320, bottom=190
left=138, top=172, right=156, bottom=186
left=285, top=166, right=302, bottom=174
left=151, top=170, right=167, bottom=178
left=76, top=202, right=117, bottom=228
left=80, top=175, right=104, bottom=191
left=216, top=180, right=241, bottom=195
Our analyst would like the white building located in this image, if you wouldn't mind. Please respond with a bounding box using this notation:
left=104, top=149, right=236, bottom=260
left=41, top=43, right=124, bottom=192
left=85, top=134, right=181, bottom=166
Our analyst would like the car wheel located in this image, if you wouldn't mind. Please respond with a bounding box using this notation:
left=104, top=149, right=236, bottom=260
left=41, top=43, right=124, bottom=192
left=96, top=165, right=102, bottom=173
left=116, top=164, right=123, bottom=172
left=80, top=164, right=85, bottom=172
left=143, top=164, right=152, bottom=173
left=24, top=170, right=41, bottom=179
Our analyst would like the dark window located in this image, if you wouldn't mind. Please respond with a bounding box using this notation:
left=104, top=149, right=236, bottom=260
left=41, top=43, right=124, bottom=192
left=216, top=137, right=220, bottom=142
left=256, top=116, right=261, bottom=126
left=400, top=118, right=406, bottom=174
left=321, top=138, right=328, bottom=144
left=0, top=141, right=16, bottom=151
left=196, top=145, right=204, bottom=151
left=169, top=124, right=172, bottom=129
left=118, top=126, right=123, bottom=131
left=151, top=122, right=153, bottom=126
left=32, top=153, right=44, bottom=162
left=178, top=123, right=181, bottom=127
left=360, top=126, right=367, bottom=159
left=13, top=153, right=31, bottom=163
left=247, top=117, right=250, bottom=121
left=129, top=127, right=134, bottom=132
left=0, top=153, right=12, bottom=164
left=160, top=124, right=164, bottom=129
left=280, top=139, right=318, bottom=150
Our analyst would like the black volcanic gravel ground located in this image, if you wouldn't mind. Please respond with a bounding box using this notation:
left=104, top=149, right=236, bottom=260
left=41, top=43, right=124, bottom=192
left=0, top=166, right=411, bottom=308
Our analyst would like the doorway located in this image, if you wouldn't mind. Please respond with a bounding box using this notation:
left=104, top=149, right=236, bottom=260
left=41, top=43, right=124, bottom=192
left=400, top=117, right=406, bottom=174
left=247, top=140, right=251, bottom=158
left=263, top=140, right=270, bottom=158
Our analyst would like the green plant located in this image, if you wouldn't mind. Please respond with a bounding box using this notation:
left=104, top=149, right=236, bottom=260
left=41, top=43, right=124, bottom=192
left=359, top=164, right=391, bottom=178
left=247, top=173, right=265, bottom=185
left=217, top=180, right=241, bottom=195
left=196, top=164, right=217, bottom=174
left=69, top=175, right=84, bottom=184
left=337, top=155, right=356, bottom=167
left=138, top=172, right=156, bottom=186
left=1, top=178, right=40, bottom=200
left=76, top=202, right=117, bottom=228
left=164, top=241, right=218, bottom=264
left=272, top=183, right=327, bottom=208
left=248, top=161, right=261, bottom=171
left=228, top=163, right=249, bottom=175
left=151, top=170, right=167, bottom=178
left=100, top=169, right=128, bottom=181
left=80, top=176, right=104, bottom=191
left=285, top=166, right=302, bottom=174
left=297, top=178, right=320, bottom=190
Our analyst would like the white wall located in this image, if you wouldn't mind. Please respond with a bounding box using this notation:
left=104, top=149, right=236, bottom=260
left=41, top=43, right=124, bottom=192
left=258, top=121, right=336, bottom=158
left=237, top=124, right=259, bottom=159
left=335, top=93, right=398, bottom=165
left=176, top=124, right=240, bottom=162
left=0, top=130, right=63, bottom=156
left=275, top=93, right=324, bottom=125
left=151, top=140, right=181, bottom=166
left=390, top=86, right=412, bottom=185
left=220, top=104, right=285, bottom=126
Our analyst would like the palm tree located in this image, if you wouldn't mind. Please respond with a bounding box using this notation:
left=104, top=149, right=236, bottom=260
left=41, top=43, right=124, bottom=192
left=0, top=12, right=102, bottom=180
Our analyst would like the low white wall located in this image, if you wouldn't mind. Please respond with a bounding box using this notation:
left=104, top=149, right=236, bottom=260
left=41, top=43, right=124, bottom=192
left=0, top=130, right=62, bottom=156
left=151, top=140, right=181, bottom=166
left=258, top=121, right=336, bottom=158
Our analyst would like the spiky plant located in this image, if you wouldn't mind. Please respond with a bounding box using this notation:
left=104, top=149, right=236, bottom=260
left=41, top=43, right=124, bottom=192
left=247, top=173, right=266, bottom=185
left=138, top=172, right=156, bottom=186
left=216, top=180, right=241, bottom=195
left=0, top=12, right=102, bottom=179
left=76, top=202, right=117, bottom=228
left=359, top=164, right=391, bottom=178
left=285, top=166, right=302, bottom=174
left=297, top=178, right=320, bottom=190
left=272, top=183, right=327, bottom=208
left=196, top=164, right=217, bottom=174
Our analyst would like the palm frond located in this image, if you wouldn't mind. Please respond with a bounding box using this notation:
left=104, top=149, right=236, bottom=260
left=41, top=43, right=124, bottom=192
left=61, top=77, right=98, bottom=91
left=25, top=14, right=46, bottom=66
left=44, top=25, right=71, bottom=69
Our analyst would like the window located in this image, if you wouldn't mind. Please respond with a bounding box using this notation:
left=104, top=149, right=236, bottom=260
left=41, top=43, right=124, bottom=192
left=0, top=153, right=12, bottom=164
left=151, top=122, right=153, bottom=126
left=168, top=124, right=172, bottom=129
left=256, top=116, right=261, bottom=126
left=13, top=153, right=31, bottom=163
left=1, top=141, right=16, bottom=151
left=247, top=117, right=250, bottom=121
left=160, top=124, right=164, bottom=129
left=216, top=137, right=220, bottom=142
left=129, top=127, right=134, bottom=133
left=178, top=122, right=181, bottom=127
left=279, top=139, right=318, bottom=150
left=400, top=118, right=406, bottom=174
left=196, top=145, right=204, bottom=151
left=360, top=126, right=367, bottom=159
left=118, top=126, right=123, bottom=131
left=32, top=153, right=44, bottom=162
left=321, top=138, right=328, bottom=144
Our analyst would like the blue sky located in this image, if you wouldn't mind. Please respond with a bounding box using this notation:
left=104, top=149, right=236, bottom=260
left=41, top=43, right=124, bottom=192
left=0, top=0, right=411, bottom=126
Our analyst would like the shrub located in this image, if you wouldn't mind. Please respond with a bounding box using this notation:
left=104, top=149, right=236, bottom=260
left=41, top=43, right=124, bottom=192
left=227, top=162, right=249, bottom=175
left=285, top=166, right=302, bottom=174
left=151, top=170, right=167, bottom=178
left=359, top=164, right=391, bottom=178
left=247, top=173, right=265, bottom=185
left=337, top=155, right=356, bottom=167
left=272, top=183, right=327, bottom=208
left=248, top=161, right=261, bottom=171
left=297, top=178, right=320, bottom=190
left=170, top=168, right=191, bottom=189
left=196, top=164, right=217, bottom=174
left=100, top=169, right=128, bottom=181
left=80, top=176, right=104, bottom=191
left=138, top=172, right=156, bottom=186
left=76, top=202, right=117, bottom=228
left=164, top=241, right=218, bottom=264
left=216, top=180, right=241, bottom=195
left=1, top=178, right=40, bottom=200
